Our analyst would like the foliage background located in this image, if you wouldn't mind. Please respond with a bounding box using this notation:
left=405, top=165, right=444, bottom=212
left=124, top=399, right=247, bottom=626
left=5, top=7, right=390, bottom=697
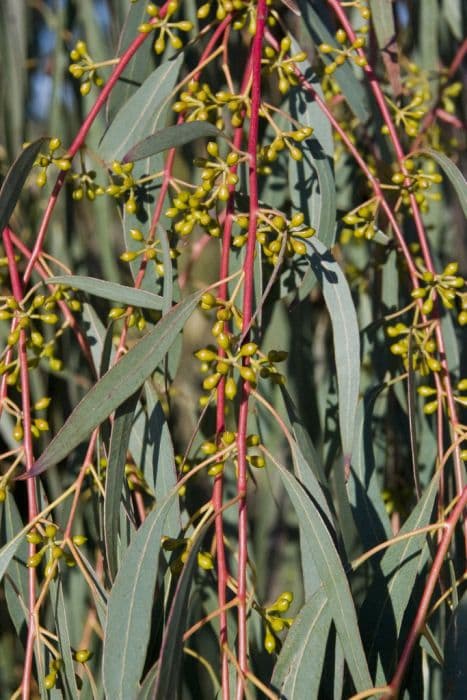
left=0, top=0, right=466, bottom=698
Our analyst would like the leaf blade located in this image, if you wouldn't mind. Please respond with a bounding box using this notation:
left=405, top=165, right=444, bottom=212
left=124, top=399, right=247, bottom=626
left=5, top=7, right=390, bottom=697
left=27, top=292, right=201, bottom=477
left=0, top=139, right=47, bottom=234
left=123, top=121, right=221, bottom=163
left=306, top=238, right=360, bottom=461
left=47, top=275, right=164, bottom=310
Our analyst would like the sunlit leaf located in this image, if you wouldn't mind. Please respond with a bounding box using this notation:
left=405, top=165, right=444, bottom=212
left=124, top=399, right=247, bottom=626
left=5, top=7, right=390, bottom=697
left=267, top=451, right=372, bottom=692
left=104, top=392, right=140, bottom=581
left=99, top=55, right=183, bottom=161
left=26, top=292, right=201, bottom=478
left=102, top=488, right=179, bottom=699
left=48, top=275, right=164, bottom=310
left=271, top=586, right=331, bottom=699
left=306, top=238, right=360, bottom=462
left=419, top=148, right=467, bottom=218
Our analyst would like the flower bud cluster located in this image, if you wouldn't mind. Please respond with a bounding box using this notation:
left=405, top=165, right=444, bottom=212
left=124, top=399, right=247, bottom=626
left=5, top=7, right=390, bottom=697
left=234, top=210, right=315, bottom=264
left=259, top=125, right=313, bottom=164
left=106, top=161, right=139, bottom=214
left=166, top=142, right=240, bottom=235
left=194, top=298, right=288, bottom=404
left=197, top=0, right=275, bottom=34
left=0, top=288, right=81, bottom=388
left=68, top=166, right=105, bottom=202
left=319, top=28, right=368, bottom=76
left=257, top=591, right=294, bottom=654
left=26, top=522, right=85, bottom=576
left=341, top=198, right=380, bottom=240
left=386, top=321, right=441, bottom=376
left=390, top=159, right=443, bottom=211
left=33, top=138, right=71, bottom=188
left=262, top=37, right=307, bottom=95
left=120, top=227, right=178, bottom=278
left=138, top=1, right=192, bottom=55
left=69, top=40, right=105, bottom=96
left=411, top=262, right=465, bottom=319
left=383, top=93, right=428, bottom=138
left=162, top=535, right=214, bottom=574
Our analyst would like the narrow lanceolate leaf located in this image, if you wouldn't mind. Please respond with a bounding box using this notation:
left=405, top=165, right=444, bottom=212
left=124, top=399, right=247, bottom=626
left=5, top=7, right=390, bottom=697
left=289, top=38, right=336, bottom=249
left=105, top=0, right=156, bottom=123
left=153, top=520, right=212, bottom=700
left=419, top=148, right=467, bottom=217
left=26, top=292, right=201, bottom=478
left=348, top=388, right=392, bottom=551
left=99, top=54, right=183, bottom=161
left=361, top=472, right=440, bottom=684
left=144, top=382, right=180, bottom=534
left=267, top=452, right=372, bottom=692
left=0, top=523, right=27, bottom=584
left=123, top=122, right=221, bottom=163
left=0, top=138, right=46, bottom=234
left=271, top=587, right=331, bottom=699
left=1, top=496, right=28, bottom=636
left=369, top=0, right=401, bottom=96
left=104, top=392, right=140, bottom=581
left=306, top=238, right=360, bottom=461
left=52, top=581, right=80, bottom=700
left=47, top=275, right=164, bottom=310
left=102, top=489, right=178, bottom=699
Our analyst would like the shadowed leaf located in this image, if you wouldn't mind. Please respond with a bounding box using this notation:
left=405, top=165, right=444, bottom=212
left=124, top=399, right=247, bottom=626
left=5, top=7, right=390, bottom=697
left=0, top=139, right=46, bottom=234
left=123, top=122, right=221, bottom=163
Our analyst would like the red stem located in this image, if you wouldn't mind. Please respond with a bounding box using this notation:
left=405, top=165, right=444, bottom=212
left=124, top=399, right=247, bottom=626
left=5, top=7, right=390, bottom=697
left=234, top=3, right=267, bottom=695
left=385, top=487, right=467, bottom=698
left=3, top=228, right=38, bottom=700
left=23, top=2, right=172, bottom=284
left=326, top=0, right=465, bottom=505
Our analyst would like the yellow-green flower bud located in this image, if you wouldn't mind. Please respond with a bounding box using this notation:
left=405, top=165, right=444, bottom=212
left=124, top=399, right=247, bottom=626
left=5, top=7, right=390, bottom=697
left=197, top=551, right=214, bottom=570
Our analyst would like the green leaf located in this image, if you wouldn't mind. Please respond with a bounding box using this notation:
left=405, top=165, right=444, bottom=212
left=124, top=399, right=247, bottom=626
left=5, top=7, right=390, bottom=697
left=0, top=519, right=27, bottom=585
left=0, top=138, right=47, bottom=235
left=271, top=587, right=331, bottom=699
left=26, top=292, right=201, bottom=478
left=289, top=38, right=336, bottom=249
left=442, top=0, right=464, bottom=40
left=419, top=0, right=439, bottom=73
left=47, top=275, right=164, bottom=311
left=267, top=450, right=372, bottom=692
left=102, top=487, right=179, bottom=699
left=306, top=238, right=360, bottom=461
left=123, top=121, right=221, bottom=163
left=144, top=382, right=180, bottom=534
left=443, top=592, right=467, bottom=699
left=106, top=1, right=156, bottom=123
left=138, top=663, right=159, bottom=699
left=361, top=472, right=440, bottom=684
left=369, top=0, right=396, bottom=51
left=153, top=519, right=212, bottom=700
left=99, top=54, right=183, bottom=162
left=418, top=148, right=467, bottom=218
left=51, top=580, right=80, bottom=700
left=1, top=496, right=28, bottom=636
left=104, top=392, right=140, bottom=581
left=0, top=0, right=27, bottom=154
left=81, top=302, right=110, bottom=376
left=348, top=388, right=392, bottom=551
